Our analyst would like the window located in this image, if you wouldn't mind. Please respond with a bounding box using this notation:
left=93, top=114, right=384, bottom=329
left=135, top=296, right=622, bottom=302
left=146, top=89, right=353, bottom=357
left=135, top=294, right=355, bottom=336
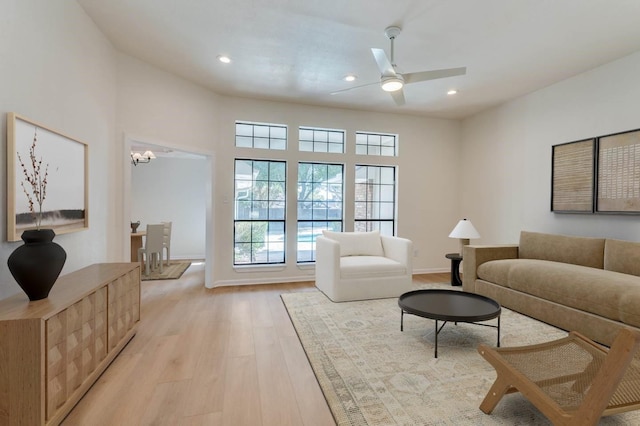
left=297, top=162, right=344, bottom=262
left=354, top=165, right=396, bottom=235
left=235, top=122, right=287, bottom=150
left=355, top=132, right=397, bottom=156
left=234, top=159, right=286, bottom=264
left=299, top=127, right=345, bottom=153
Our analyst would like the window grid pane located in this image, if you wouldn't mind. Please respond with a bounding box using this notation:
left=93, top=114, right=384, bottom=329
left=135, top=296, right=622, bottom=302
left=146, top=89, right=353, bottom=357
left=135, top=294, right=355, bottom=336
left=355, top=132, right=397, bottom=157
left=235, top=122, right=287, bottom=150
left=299, top=127, right=345, bottom=153
left=354, top=165, right=396, bottom=236
left=234, top=159, right=286, bottom=265
left=297, top=162, right=344, bottom=262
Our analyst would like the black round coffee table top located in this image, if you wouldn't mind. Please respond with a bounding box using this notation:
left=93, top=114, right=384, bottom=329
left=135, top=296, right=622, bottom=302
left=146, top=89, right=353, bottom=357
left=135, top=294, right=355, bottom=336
left=398, top=289, right=501, bottom=322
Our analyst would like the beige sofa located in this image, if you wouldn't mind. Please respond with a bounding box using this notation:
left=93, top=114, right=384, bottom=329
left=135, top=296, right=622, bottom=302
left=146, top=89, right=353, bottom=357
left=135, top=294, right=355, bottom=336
left=463, top=231, right=640, bottom=346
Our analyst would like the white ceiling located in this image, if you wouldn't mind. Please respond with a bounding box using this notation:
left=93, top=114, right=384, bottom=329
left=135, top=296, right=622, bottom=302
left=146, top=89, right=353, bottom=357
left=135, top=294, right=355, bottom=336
left=78, top=0, right=640, bottom=120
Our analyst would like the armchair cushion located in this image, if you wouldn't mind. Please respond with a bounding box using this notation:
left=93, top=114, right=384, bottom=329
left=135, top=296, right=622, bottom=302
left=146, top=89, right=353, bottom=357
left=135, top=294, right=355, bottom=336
left=340, top=256, right=407, bottom=279
left=322, top=230, right=384, bottom=257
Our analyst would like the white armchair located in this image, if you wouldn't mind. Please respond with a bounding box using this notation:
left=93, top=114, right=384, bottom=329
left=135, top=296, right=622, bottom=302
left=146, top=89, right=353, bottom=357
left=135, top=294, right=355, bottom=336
left=315, top=230, right=413, bottom=302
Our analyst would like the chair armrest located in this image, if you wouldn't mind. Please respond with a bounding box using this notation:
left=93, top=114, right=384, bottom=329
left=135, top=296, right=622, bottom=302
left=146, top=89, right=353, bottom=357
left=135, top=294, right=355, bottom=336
left=462, top=245, right=518, bottom=293
left=381, top=236, right=413, bottom=272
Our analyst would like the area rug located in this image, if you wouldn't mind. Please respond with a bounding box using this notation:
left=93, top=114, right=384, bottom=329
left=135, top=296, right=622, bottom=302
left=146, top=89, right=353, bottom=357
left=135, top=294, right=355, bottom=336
left=281, top=284, right=640, bottom=425
left=140, top=261, right=191, bottom=281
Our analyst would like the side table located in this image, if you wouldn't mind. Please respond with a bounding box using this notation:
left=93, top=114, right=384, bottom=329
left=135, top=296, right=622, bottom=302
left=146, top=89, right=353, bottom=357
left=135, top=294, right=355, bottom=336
left=445, top=252, right=462, bottom=286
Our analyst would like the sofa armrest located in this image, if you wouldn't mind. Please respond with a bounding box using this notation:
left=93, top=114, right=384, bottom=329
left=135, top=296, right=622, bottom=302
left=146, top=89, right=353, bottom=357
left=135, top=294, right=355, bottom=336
left=462, top=245, right=518, bottom=293
left=315, top=236, right=340, bottom=289
left=381, top=236, right=413, bottom=273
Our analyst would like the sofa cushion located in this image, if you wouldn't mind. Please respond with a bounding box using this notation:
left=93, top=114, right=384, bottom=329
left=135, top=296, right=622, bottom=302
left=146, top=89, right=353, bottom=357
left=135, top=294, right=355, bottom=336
left=604, top=238, right=640, bottom=277
left=479, top=258, right=640, bottom=327
left=476, top=259, right=516, bottom=287
left=519, top=231, right=604, bottom=269
left=322, top=230, right=384, bottom=257
left=339, top=256, right=406, bottom=279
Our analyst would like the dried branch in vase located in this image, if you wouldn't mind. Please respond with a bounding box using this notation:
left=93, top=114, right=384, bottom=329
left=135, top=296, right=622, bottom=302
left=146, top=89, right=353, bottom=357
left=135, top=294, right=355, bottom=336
left=17, top=128, right=49, bottom=230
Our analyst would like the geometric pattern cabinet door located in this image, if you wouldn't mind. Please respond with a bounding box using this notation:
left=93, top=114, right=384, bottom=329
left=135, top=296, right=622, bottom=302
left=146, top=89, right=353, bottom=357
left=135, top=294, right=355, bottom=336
left=45, top=291, right=106, bottom=422
left=0, top=263, right=140, bottom=426
left=108, top=268, right=140, bottom=351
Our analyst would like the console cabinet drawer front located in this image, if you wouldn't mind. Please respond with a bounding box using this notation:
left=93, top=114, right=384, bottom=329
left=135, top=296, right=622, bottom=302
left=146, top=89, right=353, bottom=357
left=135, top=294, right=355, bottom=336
left=46, top=310, right=68, bottom=419
left=108, top=269, right=140, bottom=350
left=95, top=287, right=108, bottom=363
left=45, top=291, right=108, bottom=422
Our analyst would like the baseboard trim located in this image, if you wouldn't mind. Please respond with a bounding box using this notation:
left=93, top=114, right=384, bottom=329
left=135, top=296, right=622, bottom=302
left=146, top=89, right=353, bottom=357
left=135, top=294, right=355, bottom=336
left=212, top=268, right=449, bottom=288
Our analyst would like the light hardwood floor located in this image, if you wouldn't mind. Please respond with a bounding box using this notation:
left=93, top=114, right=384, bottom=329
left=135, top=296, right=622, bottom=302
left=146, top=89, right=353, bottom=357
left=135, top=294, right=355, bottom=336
left=62, top=264, right=451, bottom=425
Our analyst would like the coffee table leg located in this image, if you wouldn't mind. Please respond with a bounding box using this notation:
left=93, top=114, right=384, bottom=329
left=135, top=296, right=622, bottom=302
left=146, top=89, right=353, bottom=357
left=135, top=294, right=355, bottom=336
left=497, top=315, right=501, bottom=347
left=400, top=310, right=404, bottom=331
left=434, top=320, right=438, bottom=358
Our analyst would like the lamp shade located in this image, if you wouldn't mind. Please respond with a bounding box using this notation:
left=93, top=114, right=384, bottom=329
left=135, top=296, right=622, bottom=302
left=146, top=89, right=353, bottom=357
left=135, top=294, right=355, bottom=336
left=448, top=219, right=480, bottom=239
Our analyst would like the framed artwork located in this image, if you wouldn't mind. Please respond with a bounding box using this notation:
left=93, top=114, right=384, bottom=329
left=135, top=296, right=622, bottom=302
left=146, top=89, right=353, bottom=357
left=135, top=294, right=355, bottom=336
left=551, top=139, right=595, bottom=213
left=7, top=112, right=89, bottom=241
left=596, top=129, right=640, bottom=214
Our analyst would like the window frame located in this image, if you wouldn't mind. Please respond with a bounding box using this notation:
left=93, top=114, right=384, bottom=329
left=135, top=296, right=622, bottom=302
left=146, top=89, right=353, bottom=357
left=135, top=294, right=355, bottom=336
left=355, top=131, right=398, bottom=157
left=296, top=162, right=345, bottom=263
left=298, top=126, right=345, bottom=153
left=354, top=164, right=396, bottom=236
left=235, top=121, right=287, bottom=150
left=233, top=158, right=287, bottom=265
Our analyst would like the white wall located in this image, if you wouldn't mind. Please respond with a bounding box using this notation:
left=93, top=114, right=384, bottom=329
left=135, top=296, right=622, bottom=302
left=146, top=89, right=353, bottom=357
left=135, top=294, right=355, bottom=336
left=131, top=157, right=207, bottom=259
left=460, top=50, right=640, bottom=244
left=0, top=1, right=119, bottom=299
left=213, top=97, right=461, bottom=285
left=115, top=53, right=463, bottom=285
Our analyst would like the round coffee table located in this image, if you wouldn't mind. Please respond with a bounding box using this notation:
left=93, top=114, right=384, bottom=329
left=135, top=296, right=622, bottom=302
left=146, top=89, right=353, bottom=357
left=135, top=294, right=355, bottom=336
left=398, top=289, right=501, bottom=358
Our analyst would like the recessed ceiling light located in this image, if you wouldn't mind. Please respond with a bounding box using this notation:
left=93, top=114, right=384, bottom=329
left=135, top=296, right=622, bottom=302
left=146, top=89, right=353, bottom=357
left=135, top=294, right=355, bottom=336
left=447, top=89, right=458, bottom=95
left=344, top=75, right=357, bottom=82
left=218, top=55, right=231, bottom=64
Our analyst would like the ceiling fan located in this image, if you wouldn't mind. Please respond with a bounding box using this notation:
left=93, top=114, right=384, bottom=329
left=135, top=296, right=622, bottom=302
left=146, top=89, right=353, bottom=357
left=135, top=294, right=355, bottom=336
left=333, top=26, right=466, bottom=106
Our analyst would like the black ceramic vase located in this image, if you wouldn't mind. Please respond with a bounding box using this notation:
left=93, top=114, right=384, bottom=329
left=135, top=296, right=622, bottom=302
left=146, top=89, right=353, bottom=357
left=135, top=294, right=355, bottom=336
left=8, top=229, right=67, bottom=301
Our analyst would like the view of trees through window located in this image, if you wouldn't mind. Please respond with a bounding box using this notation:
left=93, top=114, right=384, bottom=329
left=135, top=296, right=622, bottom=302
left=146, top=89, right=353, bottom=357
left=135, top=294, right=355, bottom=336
left=297, top=162, right=344, bottom=262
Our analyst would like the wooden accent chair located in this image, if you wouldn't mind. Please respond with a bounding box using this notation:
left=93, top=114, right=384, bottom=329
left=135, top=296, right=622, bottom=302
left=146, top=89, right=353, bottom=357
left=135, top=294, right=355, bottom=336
left=477, top=328, right=640, bottom=426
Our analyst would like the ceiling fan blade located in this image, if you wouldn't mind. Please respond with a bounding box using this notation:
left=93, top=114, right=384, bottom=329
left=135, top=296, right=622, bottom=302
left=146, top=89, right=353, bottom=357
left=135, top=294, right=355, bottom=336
left=390, top=89, right=405, bottom=106
left=330, top=81, right=380, bottom=95
left=371, top=48, right=396, bottom=77
left=403, top=67, right=467, bottom=84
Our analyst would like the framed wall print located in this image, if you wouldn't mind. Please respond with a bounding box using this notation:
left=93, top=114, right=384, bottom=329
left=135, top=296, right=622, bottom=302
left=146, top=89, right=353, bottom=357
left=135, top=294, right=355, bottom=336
left=7, top=112, right=89, bottom=241
left=551, top=139, right=595, bottom=213
left=596, top=128, right=640, bottom=214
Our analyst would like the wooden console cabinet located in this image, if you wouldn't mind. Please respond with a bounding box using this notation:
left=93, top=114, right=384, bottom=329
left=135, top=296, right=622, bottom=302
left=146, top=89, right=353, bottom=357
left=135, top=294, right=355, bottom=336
left=0, top=263, right=140, bottom=426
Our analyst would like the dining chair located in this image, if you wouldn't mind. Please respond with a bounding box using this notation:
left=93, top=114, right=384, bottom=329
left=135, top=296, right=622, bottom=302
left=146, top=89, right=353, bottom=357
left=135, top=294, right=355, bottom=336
left=161, top=221, right=172, bottom=266
left=137, top=224, right=164, bottom=275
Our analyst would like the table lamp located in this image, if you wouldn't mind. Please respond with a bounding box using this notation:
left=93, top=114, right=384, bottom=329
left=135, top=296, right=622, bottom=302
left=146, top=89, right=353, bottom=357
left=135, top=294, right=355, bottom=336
left=448, top=219, right=480, bottom=256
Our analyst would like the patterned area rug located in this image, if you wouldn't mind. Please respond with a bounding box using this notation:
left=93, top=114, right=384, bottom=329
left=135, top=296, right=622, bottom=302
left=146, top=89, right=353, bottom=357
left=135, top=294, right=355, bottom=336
left=281, top=284, right=640, bottom=425
left=140, top=261, right=191, bottom=281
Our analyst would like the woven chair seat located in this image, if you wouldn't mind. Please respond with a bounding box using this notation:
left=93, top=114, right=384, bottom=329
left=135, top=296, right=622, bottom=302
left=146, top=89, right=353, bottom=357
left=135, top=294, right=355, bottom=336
left=478, top=328, right=640, bottom=426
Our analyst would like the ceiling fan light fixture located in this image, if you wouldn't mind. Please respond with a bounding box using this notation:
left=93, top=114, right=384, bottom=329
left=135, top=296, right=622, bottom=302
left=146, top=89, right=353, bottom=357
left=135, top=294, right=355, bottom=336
left=381, top=76, right=404, bottom=92
left=344, top=74, right=357, bottom=82
left=217, top=55, right=231, bottom=64
left=447, top=89, right=458, bottom=95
